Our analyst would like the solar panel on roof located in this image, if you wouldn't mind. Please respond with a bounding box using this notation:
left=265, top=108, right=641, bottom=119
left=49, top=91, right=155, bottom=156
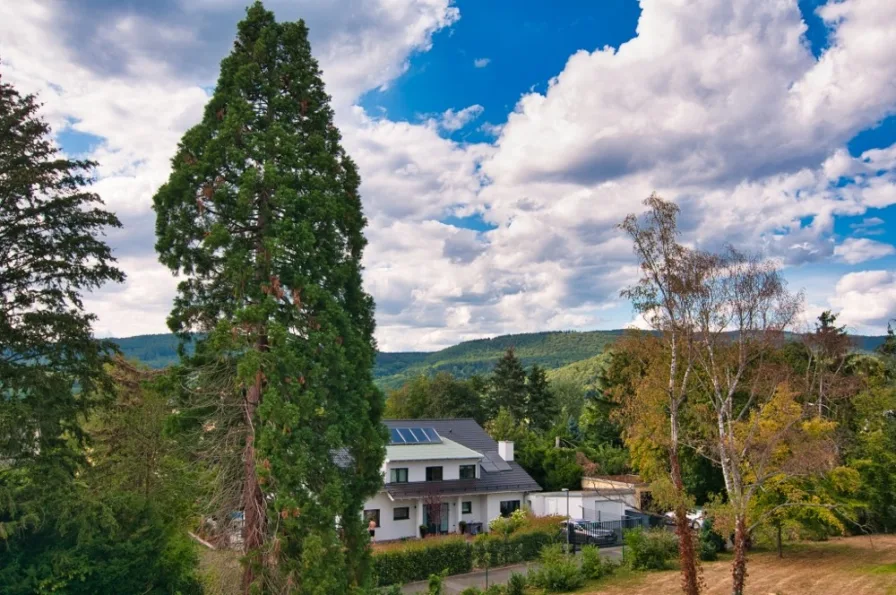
left=484, top=450, right=511, bottom=472
left=480, top=460, right=498, bottom=473
left=388, top=426, right=443, bottom=445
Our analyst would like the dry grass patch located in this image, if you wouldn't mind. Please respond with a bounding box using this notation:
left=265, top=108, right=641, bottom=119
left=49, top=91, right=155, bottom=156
left=579, top=535, right=896, bottom=595
left=199, top=548, right=242, bottom=595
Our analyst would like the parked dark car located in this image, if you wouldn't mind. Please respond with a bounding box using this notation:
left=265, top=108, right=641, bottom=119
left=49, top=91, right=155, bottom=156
left=560, top=519, right=617, bottom=546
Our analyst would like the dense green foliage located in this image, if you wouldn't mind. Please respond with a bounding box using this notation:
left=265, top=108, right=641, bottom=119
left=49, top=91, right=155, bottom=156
left=372, top=537, right=472, bottom=587
left=152, top=3, right=385, bottom=590
left=385, top=372, right=487, bottom=423
left=622, top=528, right=678, bottom=570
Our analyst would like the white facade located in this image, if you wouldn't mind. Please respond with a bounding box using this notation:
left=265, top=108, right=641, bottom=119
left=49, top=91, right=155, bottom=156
left=528, top=491, right=628, bottom=521
left=381, top=457, right=481, bottom=483
left=365, top=490, right=528, bottom=542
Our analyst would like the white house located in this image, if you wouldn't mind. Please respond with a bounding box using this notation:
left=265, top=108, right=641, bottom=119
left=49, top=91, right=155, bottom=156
left=363, top=419, right=542, bottom=542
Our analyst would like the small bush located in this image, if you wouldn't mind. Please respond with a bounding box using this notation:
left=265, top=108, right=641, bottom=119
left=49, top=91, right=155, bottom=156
left=527, top=544, right=585, bottom=593
left=427, top=570, right=447, bottom=595
left=488, top=508, right=528, bottom=535
left=484, top=585, right=505, bottom=595
left=623, top=528, right=678, bottom=570
left=506, top=572, right=527, bottom=595
left=580, top=544, right=614, bottom=579
left=373, top=535, right=472, bottom=586
left=459, top=588, right=482, bottom=595
left=699, top=518, right=725, bottom=561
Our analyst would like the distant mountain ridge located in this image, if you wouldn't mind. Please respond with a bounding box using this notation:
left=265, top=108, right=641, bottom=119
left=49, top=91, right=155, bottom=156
left=108, top=329, right=888, bottom=390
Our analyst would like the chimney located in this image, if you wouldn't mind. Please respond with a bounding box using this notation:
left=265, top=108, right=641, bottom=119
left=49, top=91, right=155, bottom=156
left=498, top=440, right=514, bottom=462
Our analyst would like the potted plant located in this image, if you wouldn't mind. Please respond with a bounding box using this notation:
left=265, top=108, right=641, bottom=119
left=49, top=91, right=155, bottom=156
left=458, top=520, right=467, bottom=535
left=419, top=524, right=428, bottom=538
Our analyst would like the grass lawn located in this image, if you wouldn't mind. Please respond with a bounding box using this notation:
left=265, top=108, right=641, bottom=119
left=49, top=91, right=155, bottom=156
left=577, top=535, right=896, bottom=595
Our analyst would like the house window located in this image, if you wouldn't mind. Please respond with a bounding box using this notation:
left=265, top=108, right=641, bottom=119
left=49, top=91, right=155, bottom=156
left=425, top=466, right=443, bottom=481
left=390, top=468, right=408, bottom=483
left=393, top=507, right=410, bottom=521
left=499, top=500, right=521, bottom=517
left=364, top=509, right=380, bottom=528
left=459, top=464, right=476, bottom=480
left=462, top=501, right=472, bottom=514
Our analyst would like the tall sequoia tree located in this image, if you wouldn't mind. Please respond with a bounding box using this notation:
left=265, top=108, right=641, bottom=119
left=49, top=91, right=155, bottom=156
left=152, top=4, right=385, bottom=592
left=0, top=70, right=124, bottom=534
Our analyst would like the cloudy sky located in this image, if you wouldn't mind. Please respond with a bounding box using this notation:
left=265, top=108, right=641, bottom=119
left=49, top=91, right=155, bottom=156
left=2, top=0, right=895, bottom=351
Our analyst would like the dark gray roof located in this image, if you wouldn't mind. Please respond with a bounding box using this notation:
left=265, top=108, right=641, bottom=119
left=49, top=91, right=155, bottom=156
left=383, top=419, right=541, bottom=498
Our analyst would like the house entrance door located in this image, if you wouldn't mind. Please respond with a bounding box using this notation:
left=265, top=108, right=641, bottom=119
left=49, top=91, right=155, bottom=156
left=424, top=502, right=450, bottom=534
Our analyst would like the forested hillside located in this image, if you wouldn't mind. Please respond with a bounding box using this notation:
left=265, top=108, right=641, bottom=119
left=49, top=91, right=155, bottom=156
left=110, top=329, right=888, bottom=389
left=110, top=330, right=625, bottom=388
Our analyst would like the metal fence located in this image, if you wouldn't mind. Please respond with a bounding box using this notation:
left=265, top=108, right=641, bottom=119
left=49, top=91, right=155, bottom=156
left=565, top=509, right=667, bottom=551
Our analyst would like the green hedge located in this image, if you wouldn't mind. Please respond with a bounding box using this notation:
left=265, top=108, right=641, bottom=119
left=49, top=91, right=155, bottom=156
left=373, top=537, right=472, bottom=587
left=472, top=524, right=562, bottom=568
left=373, top=519, right=562, bottom=587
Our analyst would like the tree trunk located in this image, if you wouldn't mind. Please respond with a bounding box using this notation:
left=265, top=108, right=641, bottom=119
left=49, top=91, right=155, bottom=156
left=242, top=187, right=271, bottom=593
left=671, top=444, right=701, bottom=595
left=241, top=367, right=267, bottom=594
left=776, top=522, right=782, bottom=559
left=731, top=514, right=748, bottom=595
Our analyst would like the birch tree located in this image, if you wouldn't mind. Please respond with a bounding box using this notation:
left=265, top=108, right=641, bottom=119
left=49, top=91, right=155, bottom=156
left=619, top=194, right=703, bottom=595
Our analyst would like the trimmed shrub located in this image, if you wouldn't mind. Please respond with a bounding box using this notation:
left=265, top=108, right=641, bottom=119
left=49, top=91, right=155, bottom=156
left=459, top=588, right=483, bottom=595
left=506, top=572, right=527, bottom=595
left=623, top=528, right=678, bottom=570
left=373, top=536, right=472, bottom=587
left=527, top=544, right=585, bottom=593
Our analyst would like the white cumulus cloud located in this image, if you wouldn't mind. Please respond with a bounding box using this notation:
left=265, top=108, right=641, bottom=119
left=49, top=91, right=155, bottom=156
left=834, top=237, right=896, bottom=264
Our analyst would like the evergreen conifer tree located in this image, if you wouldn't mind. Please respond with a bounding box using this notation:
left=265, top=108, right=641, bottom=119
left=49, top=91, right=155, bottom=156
left=152, top=4, right=385, bottom=591
left=0, top=70, right=124, bottom=529
left=525, top=364, right=556, bottom=431
left=488, top=348, right=528, bottom=421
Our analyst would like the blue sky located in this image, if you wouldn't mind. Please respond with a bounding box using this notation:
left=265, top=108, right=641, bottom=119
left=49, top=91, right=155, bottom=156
left=2, top=0, right=894, bottom=350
